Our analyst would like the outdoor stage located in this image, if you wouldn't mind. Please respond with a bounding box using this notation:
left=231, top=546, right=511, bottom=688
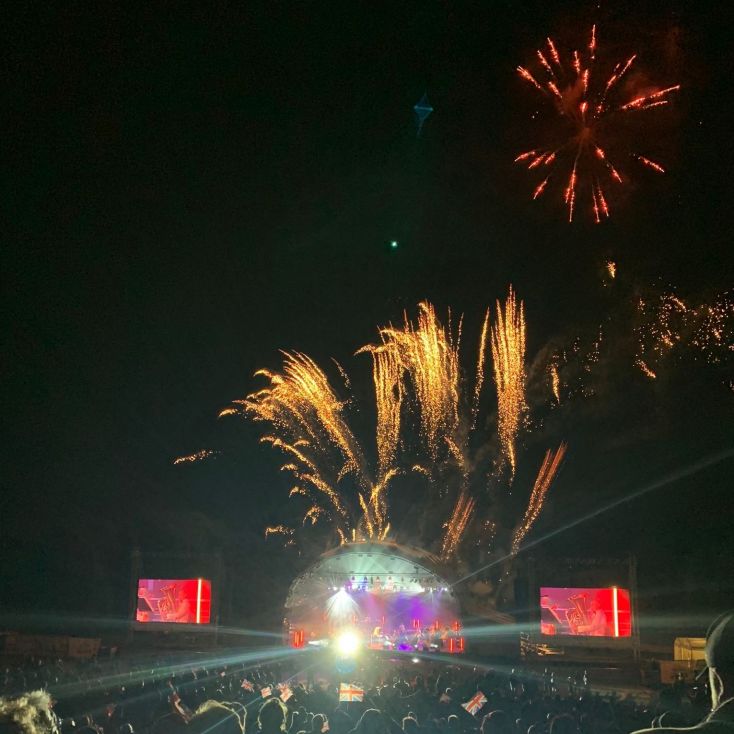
left=283, top=541, right=465, bottom=653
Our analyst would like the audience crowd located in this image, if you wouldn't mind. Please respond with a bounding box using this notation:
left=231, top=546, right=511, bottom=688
left=1, top=610, right=732, bottom=734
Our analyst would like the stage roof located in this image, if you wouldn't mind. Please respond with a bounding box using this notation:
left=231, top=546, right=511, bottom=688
left=285, top=541, right=455, bottom=610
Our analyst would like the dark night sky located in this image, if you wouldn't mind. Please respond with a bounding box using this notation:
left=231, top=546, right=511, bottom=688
left=2, top=1, right=733, bottom=633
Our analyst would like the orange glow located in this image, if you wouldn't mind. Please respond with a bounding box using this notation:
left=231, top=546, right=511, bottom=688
left=636, top=155, right=665, bottom=173
left=546, top=37, right=561, bottom=67
left=517, top=66, right=543, bottom=91
left=537, top=50, right=554, bottom=75
left=533, top=177, right=549, bottom=199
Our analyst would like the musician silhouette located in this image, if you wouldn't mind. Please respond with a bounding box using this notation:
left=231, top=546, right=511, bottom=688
left=575, top=599, right=607, bottom=636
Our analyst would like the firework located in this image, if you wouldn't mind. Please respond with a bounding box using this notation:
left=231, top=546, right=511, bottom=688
left=441, top=493, right=476, bottom=559
left=213, top=291, right=572, bottom=565
left=356, top=342, right=404, bottom=477
left=635, top=289, right=734, bottom=377
left=515, top=25, right=679, bottom=221
left=548, top=362, right=561, bottom=404
left=511, top=443, right=567, bottom=554
left=472, top=308, right=491, bottom=427
left=491, top=287, right=527, bottom=480
left=237, top=351, right=365, bottom=538
left=373, top=302, right=462, bottom=460
left=173, top=449, right=219, bottom=465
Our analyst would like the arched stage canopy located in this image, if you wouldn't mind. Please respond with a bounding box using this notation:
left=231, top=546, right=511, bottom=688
left=284, top=542, right=461, bottom=638
left=286, top=542, right=454, bottom=608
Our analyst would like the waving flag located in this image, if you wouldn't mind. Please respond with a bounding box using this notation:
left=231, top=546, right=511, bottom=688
left=339, top=683, right=364, bottom=702
left=241, top=679, right=254, bottom=692
left=462, top=691, right=487, bottom=716
left=279, top=685, right=293, bottom=702
left=261, top=686, right=272, bottom=698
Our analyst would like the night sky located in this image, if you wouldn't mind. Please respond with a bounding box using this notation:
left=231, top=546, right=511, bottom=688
left=3, top=1, right=733, bottom=635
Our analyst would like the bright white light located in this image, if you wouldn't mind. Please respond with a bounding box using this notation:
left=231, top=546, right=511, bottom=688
left=411, top=657, right=420, bottom=664
left=336, top=630, right=360, bottom=657
left=326, top=588, right=359, bottom=624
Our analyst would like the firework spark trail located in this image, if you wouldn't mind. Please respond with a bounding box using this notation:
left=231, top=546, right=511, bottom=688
left=304, top=505, right=326, bottom=525
left=606, top=260, right=617, bottom=279
left=441, top=492, right=476, bottom=559
left=377, top=302, right=461, bottom=459
left=512, top=443, right=567, bottom=554
left=636, top=155, right=665, bottom=173
left=237, top=351, right=370, bottom=535
left=517, top=66, right=544, bottom=92
left=515, top=26, right=679, bottom=222
left=356, top=342, right=404, bottom=477
left=491, top=287, right=527, bottom=481
left=548, top=362, right=561, bottom=403
left=471, top=308, right=491, bottom=427
left=515, top=150, right=537, bottom=162
left=620, top=85, right=681, bottom=111
left=292, top=470, right=350, bottom=521
left=245, top=351, right=365, bottom=478
left=260, top=436, right=318, bottom=474
left=172, top=449, right=219, bottom=465
left=564, top=162, right=578, bottom=222
left=635, top=359, right=658, bottom=379
left=589, top=24, right=596, bottom=59
left=537, top=50, right=555, bottom=77
left=533, top=177, right=550, bottom=199
left=368, top=467, right=400, bottom=532
left=547, top=37, right=562, bottom=68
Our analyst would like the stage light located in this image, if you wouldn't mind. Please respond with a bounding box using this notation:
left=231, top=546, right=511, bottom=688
left=336, top=630, right=360, bottom=657
left=411, top=657, right=420, bottom=664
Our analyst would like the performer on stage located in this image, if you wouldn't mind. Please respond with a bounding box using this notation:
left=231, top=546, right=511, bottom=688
left=540, top=594, right=564, bottom=635
left=575, top=599, right=608, bottom=636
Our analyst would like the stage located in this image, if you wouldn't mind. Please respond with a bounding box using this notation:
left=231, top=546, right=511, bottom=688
left=283, top=541, right=465, bottom=653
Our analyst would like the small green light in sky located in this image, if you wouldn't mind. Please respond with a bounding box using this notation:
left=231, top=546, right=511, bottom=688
left=390, top=240, right=399, bottom=249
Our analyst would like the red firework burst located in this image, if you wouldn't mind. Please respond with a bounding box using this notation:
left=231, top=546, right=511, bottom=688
left=515, top=26, right=679, bottom=223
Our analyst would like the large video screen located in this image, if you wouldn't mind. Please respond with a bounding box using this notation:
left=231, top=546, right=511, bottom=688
left=136, top=579, right=212, bottom=624
left=539, top=587, right=631, bottom=637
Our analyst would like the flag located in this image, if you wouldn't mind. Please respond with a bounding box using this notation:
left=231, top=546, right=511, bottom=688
left=440, top=693, right=452, bottom=703
left=461, top=692, right=487, bottom=716
left=241, top=679, right=254, bottom=692
left=339, top=683, right=364, bottom=702
left=279, top=685, right=293, bottom=702
left=261, top=686, right=272, bottom=698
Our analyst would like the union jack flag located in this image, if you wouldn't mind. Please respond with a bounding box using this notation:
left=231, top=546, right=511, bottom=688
left=339, top=683, right=364, bottom=702
left=241, top=679, right=254, bottom=692
left=461, top=691, right=487, bottom=716
left=261, top=686, right=272, bottom=698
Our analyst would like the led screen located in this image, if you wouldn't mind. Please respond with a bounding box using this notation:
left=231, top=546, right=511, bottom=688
left=539, top=587, right=631, bottom=637
left=136, top=579, right=211, bottom=624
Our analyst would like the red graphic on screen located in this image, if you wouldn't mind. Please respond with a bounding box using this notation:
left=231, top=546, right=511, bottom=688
left=539, top=587, right=631, bottom=637
left=136, top=579, right=211, bottom=624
